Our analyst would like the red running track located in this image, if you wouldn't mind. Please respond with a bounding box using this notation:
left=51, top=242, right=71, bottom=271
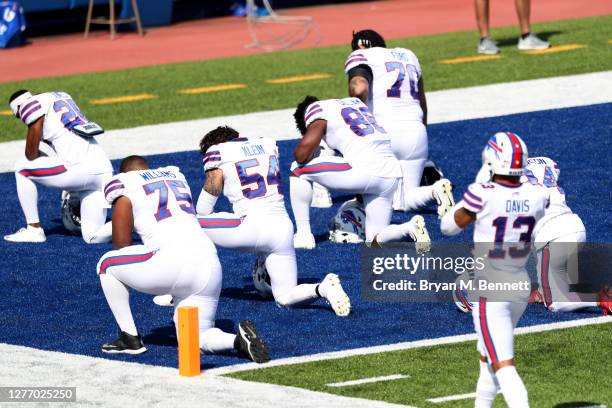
left=0, top=0, right=610, bottom=83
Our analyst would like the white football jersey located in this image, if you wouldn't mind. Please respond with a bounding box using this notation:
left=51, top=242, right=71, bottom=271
left=104, top=166, right=216, bottom=252
left=204, top=137, right=286, bottom=217
left=522, top=157, right=572, bottom=217
left=17, top=92, right=111, bottom=174
left=461, top=181, right=549, bottom=271
left=304, top=98, right=402, bottom=178
left=344, top=47, right=423, bottom=124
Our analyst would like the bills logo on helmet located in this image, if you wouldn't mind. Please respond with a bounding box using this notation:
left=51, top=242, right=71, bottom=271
left=329, top=199, right=366, bottom=243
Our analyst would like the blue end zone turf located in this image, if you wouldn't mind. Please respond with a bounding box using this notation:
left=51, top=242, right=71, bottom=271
left=0, top=103, right=609, bottom=369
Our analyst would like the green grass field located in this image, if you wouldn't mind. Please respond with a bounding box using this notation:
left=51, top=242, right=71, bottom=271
left=229, top=322, right=612, bottom=407
left=1, top=15, right=611, bottom=142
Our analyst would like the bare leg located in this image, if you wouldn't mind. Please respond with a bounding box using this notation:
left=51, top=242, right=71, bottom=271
left=515, top=0, right=531, bottom=35
left=475, top=0, right=490, bottom=38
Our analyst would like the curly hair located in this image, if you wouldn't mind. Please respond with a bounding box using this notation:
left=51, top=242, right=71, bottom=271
left=199, top=126, right=240, bottom=156
left=293, top=95, right=319, bottom=136
left=351, top=29, right=386, bottom=51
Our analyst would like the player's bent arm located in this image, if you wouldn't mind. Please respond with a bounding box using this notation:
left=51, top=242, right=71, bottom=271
left=111, top=196, right=134, bottom=249
left=440, top=204, right=475, bottom=235
left=348, top=76, right=369, bottom=104
left=295, top=120, right=326, bottom=164
left=197, top=169, right=223, bottom=216
left=24, top=117, right=44, bottom=161
left=418, top=78, right=428, bottom=126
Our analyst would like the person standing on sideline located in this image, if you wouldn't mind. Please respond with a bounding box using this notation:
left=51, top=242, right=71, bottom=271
left=476, top=0, right=550, bottom=54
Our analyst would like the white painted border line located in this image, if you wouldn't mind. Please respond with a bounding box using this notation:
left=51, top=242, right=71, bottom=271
left=427, top=392, right=478, bottom=403
left=1, top=71, right=611, bottom=173
left=327, top=374, right=409, bottom=388
left=207, top=316, right=611, bottom=376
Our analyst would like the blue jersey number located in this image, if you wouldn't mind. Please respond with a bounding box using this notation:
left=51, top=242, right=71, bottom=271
left=524, top=167, right=565, bottom=194
left=341, top=106, right=386, bottom=137
left=385, top=62, right=419, bottom=99
left=53, top=99, right=87, bottom=130
left=235, top=155, right=281, bottom=199
left=143, top=180, right=195, bottom=221
left=489, top=216, right=536, bottom=258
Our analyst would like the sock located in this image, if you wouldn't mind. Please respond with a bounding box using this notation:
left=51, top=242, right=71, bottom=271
left=404, top=185, right=435, bottom=211
left=521, top=32, right=531, bottom=39
left=100, top=274, right=138, bottom=336
left=275, top=284, right=319, bottom=307
left=15, top=172, right=40, bottom=224
left=290, top=176, right=313, bottom=234
left=548, top=301, right=597, bottom=313
left=80, top=190, right=111, bottom=243
left=475, top=361, right=499, bottom=408
left=495, top=365, right=529, bottom=408
left=375, top=223, right=412, bottom=244
left=200, top=328, right=236, bottom=353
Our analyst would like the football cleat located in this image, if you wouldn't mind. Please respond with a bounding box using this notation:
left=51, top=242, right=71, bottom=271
left=152, top=294, right=174, bottom=307
left=432, top=178, right=455, bottom=218
left=311, top=182, right=333, bottom=208
left=294, top=231, right=316, bottom=250
left=234, top=320, right=270, bottom=363
left=4, top=226, right=46, bottom=243
left=597, top=287, right=612, bottom=316
left=319, top=273, right=351, bottom=317
left=101, top=331, right=147, bottom=354
left=405, top=215, right=431, bottom=254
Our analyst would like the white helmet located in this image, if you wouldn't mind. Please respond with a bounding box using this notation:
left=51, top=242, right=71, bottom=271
left=252, top=257, right=273, bottom=298
left=61, top=191, right=82, bottom=234
left=329, top=199, right=366, bottom=244
left=482, top=132, right=528, bottom=177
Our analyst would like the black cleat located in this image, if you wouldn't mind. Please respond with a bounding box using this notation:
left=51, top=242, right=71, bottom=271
left=234, top=320, right=270, bottom=363
left=101, top=331, right=147, bottom=355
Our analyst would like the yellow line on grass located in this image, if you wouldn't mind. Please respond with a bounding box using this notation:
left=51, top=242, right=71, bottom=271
left=439, top=55, right=501, bottom=64
left=523, top=44, right=587, bottom=54
left=177, top=84, right=247, bottom=95
left=90, top=94, right=158, bottom=105
left=0, top=110, right=13, bottom=116
left=267, top=73, right=332, bottom=84
left=608, top=39, right=612, bottom=44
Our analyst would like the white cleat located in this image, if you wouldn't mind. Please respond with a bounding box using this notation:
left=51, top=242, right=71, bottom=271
left=518, top=33, right=550, bottom=51
left=153, top=294, right=174, bottom=307
left=311, top=182, right=333, bottom=208
left=432, top=178, right=455, bottom=218
left=4, top=226, right=46, bottom=243
left=320, top=273, right=351, bottom=317
left=294, top=231, right=316, bottom=250
left=406, top=215, right=431, bottom=254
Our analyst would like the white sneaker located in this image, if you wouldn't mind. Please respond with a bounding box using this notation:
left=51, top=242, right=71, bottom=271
left=4, top=226, right=46, bottom=243
left=405, top=215, right=431, bottom=254
left=294, top=231, right=316, bottom=250
left=478, top=36, right=499, bottom=54
left=432, top=178, right=455, bottom=218
left=320, top=273, right=351, bottom=317
left=311, top=182, right=332, bottom=208
left=518, top=33, right=550, bottom=50
left=153, top=294, right=174, bottom=307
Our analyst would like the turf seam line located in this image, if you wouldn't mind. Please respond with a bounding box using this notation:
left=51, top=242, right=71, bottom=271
left=208, top=316, right=611, bottom=376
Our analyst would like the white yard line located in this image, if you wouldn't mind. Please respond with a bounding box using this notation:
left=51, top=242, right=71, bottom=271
left=427, top=392, right=480, bottom=403
left=1, top=71, right=610, bottom=173
left=0, top=342, right=408, bottom=408
left=207, top=316, right=611, bottom=376
left=326, top=374, right=409, bottom=388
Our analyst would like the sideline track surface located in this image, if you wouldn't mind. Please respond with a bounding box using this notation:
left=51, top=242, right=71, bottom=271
left=0, top=102, right=609, bottom=369
left=1, top=0, right=611, bottom=82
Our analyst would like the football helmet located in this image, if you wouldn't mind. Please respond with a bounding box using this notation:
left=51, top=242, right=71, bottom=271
left=61, top=191, right=82, bottom=234
left=329, top=199, right=365, bottom=244
left=482, top=132, right=528, bottom=177
left=252, top=256, right=273, bottom=298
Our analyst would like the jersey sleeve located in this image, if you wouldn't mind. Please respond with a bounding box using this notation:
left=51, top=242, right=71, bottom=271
left=304, top=101, right=327, bottom=128
left=460, top=183, right=485, bottom=213
left=19, top=95, right=46, bottom=126
left=104, top=175, right=127, bottom=205
left=203, top=144, right=223, bottom=171
left=344, top=50, right=370, bottom=73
